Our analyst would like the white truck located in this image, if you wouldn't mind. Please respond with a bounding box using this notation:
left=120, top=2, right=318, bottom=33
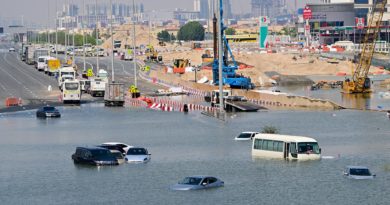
left=58, top=67, right=76, bottom=89
left=90, top=78, right=106, bottom=97
left=97, top=69, right=109, bottom=83
left=33, top=49, right=50, bottom=67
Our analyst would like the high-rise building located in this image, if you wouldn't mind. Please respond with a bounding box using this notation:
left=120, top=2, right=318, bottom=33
left=251, top=0, right=287, bottom=18
left=62, top=4, right=79, bottom=17
left=223, top=0, right=232, bottom=18
left=194, top=0, right=201, bottom=12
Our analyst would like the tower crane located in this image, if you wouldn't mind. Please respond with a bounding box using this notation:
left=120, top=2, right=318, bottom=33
left=343, top=0, right=387, bottom=93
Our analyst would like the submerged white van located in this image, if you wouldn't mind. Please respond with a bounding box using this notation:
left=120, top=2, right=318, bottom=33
left=252, top=134, right=321, bottom=161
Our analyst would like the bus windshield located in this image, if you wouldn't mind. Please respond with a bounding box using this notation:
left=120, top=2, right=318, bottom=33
left=65, top=83, right=79, bottom=90
left=297, top=142, right=320, bottom=154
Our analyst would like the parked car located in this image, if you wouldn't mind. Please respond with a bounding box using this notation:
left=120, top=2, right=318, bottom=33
left=101, top=142, right=132, bottom=155
left=110, top=150, right=125, bottom=164
left=235, top=131, right=259, bottom=141
left=344, top=166, right=376, bottom=179
left=171, top=176, right=224, bottom=191
left=124, top=147, right=151, bottom=163
left=71, top=147, right=119, bottom=166
left=36, top=106, right=61, bottom=118
left=9, top=47, right=15, bottom=52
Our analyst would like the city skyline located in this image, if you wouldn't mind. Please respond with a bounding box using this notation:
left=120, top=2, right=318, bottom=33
left=0, top=0, right=313, bottom=28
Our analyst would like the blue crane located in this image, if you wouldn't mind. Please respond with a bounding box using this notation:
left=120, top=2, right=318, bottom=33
left=212, top=0, right=254, bottom=89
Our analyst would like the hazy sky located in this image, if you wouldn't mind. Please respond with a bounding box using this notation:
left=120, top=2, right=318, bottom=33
left=0, top=0, right=310, bottom=27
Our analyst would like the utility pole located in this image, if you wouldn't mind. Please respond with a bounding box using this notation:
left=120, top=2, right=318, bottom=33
left=218, top=0, right=223, bottom=112
left=55, top=0, right=58, bottom=58
left=133, top=0, right=137, bottom=88
left=110, top=0, right=115, bottom=82
left=83, top=0, right=86, bottom=72
left=95, top=0, right=100, bottom=74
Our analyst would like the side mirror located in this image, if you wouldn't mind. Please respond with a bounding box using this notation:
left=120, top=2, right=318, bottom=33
left=343, top=172, right=349, bottom=176
left=201, top=182, right=207, bottom=186
left=319, top=148, right=322, bottom=154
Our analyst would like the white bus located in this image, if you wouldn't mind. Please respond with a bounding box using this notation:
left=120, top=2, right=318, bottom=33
left=252, top=134, right=321, bottom=161
left=58, top=67, right=76, bottom=89
left=62, top=79, right=81, bottom=104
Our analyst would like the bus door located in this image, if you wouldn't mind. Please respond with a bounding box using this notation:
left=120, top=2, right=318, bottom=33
left=289, top=142, right=298, bottom=159
left=284, top=143, right=289, bottom=159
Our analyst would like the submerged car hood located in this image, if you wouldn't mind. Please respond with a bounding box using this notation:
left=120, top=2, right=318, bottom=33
left=171, top=184, right=199, bottom=191
left=125, top=155, right=149, bottom=162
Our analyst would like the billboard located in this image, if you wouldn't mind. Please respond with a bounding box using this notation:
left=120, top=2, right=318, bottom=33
left=259, top=16, right=269, bottom=49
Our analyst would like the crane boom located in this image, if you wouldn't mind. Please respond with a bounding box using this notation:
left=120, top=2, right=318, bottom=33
left=343, top=0, right=387, bottom=93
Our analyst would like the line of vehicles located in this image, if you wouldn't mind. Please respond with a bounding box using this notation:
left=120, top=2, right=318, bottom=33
left=18, top=43, right=115, bottom=104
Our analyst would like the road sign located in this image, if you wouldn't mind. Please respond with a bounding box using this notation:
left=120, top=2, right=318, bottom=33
left=127, top=49, right=133, bottom=55
left=87, top=68, right=94, bottom=77
left=303, top=6, right=312, bottom=20
left=355, top=18, right=365, bottom=29
left=48, top=59, right=60, bottom=71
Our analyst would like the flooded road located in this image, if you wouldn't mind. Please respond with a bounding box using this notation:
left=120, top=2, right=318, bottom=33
left=1, top=104, right=390, bottom=204
left=274, top=75, right=390, bottom=110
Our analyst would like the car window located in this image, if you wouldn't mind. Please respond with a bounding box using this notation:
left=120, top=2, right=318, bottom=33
left=238, top=133, right=252, bottom=138
left=127, top=148, right=147, bottom=155
left=179, top=177, right=202, bottom=185
left=350, top=168, right=371, bottom=176
left=208, top=177, right=217, bottom=184
left=43, top=107, right=55, bottom=111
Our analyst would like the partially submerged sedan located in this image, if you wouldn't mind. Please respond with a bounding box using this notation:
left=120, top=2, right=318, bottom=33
left=124, top=147, right=151, bottom=163
left=171, top=176, right=224, bottom=191
left=344, top=166, right=376, bottom=179
left=36, top=106, right=61, bottom=118
left=235, top=131, right=259, bottom=141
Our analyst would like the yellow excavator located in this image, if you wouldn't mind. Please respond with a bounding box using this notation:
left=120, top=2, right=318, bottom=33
left=343, top=0, right=387, bottom=93
left=145, top=45, right=163, bottom=63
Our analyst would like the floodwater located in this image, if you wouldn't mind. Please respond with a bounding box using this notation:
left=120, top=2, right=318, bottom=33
left=1, top=104, right=390, bottom=204
left=274, top=75, right=390, bottom=110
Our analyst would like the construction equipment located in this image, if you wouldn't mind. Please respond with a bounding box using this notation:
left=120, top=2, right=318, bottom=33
left=212, top=0, right=254, bottom=89
left=343, top=0, right=387, bottom=93
left=145, top=45, right=163, bottom=63
left=158, top=41, right=166, bottom=46
left=173, top=58, right=191, bottom=74
left=202, top=50, right=214, bottom=63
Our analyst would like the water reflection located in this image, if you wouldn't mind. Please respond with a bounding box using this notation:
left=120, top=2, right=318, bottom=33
left=341, top=93, right=372, bottom=110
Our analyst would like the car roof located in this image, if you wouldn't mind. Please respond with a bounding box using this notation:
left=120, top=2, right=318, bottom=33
left=77, top=146, right=109, bottom=151
left=102, top=142, right=131, bottom=146
left=240, top=131, right=258, bottom=134
left=346, top=166, right=369, bottom=169
left=187, top=175, right=218, bottom=179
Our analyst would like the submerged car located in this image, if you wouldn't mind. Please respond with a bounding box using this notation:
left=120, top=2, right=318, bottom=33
left=124, top=147, right=151, bottom=163
left=36, top=106, right=61, bottom=118
left=110, top=150, right=125, bottom=164
left=100, top=142, right=132, bottom=155
left=72, top=147, right=119, bottom=166
left=9, top=47, right=15, bottom=52
left=344, top=166, right=376, bottom=179
left=171, top=176, right=224, bottom=191
left=235, top=131, right=259, bottom=141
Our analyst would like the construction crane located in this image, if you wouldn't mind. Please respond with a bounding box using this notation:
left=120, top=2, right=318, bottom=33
left=343, top=0, right=387, bottom=93
left=212, top=0, right=254, bottom=89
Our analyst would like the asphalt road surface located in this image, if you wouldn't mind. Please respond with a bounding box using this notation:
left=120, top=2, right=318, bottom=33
left=0, top=42, right=164, bottom=111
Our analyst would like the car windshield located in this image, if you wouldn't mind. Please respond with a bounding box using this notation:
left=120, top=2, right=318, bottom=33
left=350, top=168, right=371, bottom=176
left=91, top=149, right=112, bottom=159
left=297, top=142, right=320, bottom=154
left=43, top=107, right=55, bottom=111
left=179, top=177, right=202, bottom=185
left=238, top=133, right=252, bottom=138
left=127, top=148, right=147, bottom=155
left=65, top=83, right=79, bottom=90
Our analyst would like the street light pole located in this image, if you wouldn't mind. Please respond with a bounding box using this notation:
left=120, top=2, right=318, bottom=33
left=110, top=0, right=115, bottom=82
left=218, top=0, right=223, bottom=112
left=83, top=0, right=86, bottom=72
left=133, top=0, right=137, bottom=88
left=95, top=0, right=100, bottom=74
